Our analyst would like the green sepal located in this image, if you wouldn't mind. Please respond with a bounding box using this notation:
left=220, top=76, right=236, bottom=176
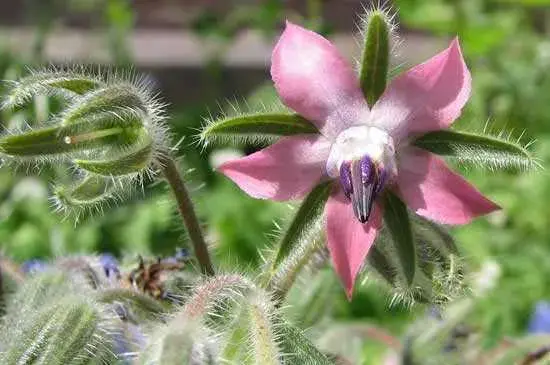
left=382, top=192, right=416, bottom=286
left=62, top=85, right=146, bottom=125
left=413, top=129, right=538, bottom=171
left=200, top=112, right=318, bottom=145
left=46, top=78, right=101, bottom=95
left=367, top=245, right=397, bottom=286
left=360, top=10, right=391, bottom=106
left=411, top=215, right=459, bottom=257
left=0, top=110, right=146, bottom=158
left=272, top=181, right=333, bottom=267
left=54, top=175, right=114, bottom=209
left=75, top=132, right=153, bottom=176
left=3, top=70, right=103, bottom=108
left=0, top=124, right=123, bottom=157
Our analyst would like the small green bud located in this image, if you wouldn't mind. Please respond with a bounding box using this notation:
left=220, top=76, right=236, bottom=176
left=0, top=272, right=117, bottom=364
left=55, top=175, right=114, bottom=207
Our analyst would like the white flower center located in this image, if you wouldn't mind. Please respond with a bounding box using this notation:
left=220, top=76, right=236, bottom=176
left=326, top=125, right=397, bottom=223
left=326, top=125, right=396, bottom=178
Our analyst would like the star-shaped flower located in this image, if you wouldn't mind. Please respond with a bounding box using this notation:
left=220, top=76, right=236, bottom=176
left=219, top=22, right=499, bottom=297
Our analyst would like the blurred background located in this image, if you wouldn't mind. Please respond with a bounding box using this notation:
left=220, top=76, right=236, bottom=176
left=1, top=0, right=550, bottom=363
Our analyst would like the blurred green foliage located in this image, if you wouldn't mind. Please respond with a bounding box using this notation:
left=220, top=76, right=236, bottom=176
left=1, top=0, right=550, bottom=364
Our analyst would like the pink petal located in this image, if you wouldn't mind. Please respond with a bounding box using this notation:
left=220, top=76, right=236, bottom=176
left=219, top=135, right=331, bottom=201
left=271, top=21, right=367, bottom=139
left=371, top=38, right=471, bottom=142
left=395, top=147, right=499, bottom=225
left=325, top=188, right=382, bottom=299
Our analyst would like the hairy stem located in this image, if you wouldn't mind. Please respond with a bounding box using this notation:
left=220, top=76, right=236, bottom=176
left=161, top=156, right=214, bottom=276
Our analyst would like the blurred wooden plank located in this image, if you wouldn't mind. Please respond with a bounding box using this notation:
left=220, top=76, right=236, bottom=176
left=0, top=27, right=447, bottom=68
left=0, top=27, right=448, bottom=106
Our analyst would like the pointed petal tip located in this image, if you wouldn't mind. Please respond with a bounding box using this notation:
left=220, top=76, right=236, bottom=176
left=396, top=148, right=501, bottom=226
left=449, top=37, right=465, bottom=56
left=451, top=195, right=501, bottom=225
left=371, top=34, right=471, bottom=139
left=284, top=19, right=296, bottom=28
left=326, top=192, right=382, bottom=303
left=345, top=285, right=354, bottom=301
left=279, top=20, right=306, bottom=40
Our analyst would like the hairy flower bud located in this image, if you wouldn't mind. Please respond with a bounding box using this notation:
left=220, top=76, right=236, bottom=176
left=0, top=68, right=170, bottom=217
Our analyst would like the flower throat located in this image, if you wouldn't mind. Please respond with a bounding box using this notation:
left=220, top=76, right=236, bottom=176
left=326, top=126, right=396, bottom=223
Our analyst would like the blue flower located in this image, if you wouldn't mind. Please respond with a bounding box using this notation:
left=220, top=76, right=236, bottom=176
left=528, top=301, right=550, bottom=334
left=21, top=259, right=48, bottom=274
left=99, top=254, right=120, bottom=279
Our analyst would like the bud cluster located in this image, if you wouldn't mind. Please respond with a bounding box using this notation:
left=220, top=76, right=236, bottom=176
left=0, top=68, right=171, bottom=217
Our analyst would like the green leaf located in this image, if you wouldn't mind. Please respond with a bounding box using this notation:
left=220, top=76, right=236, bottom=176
left=75, top=132, right=153, bottom=176
left=272, top=181, right=332, bottom=267
left=200, top=113, right=318, bottom=145
left=413, top=130, right=539, bottom=171
left=359, top=10, right=391, bottom=106
left=382, top=192, right=416, bottom=286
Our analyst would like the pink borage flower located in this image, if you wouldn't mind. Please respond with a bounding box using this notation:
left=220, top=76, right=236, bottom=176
left=219, top=22, right=499, bottom=297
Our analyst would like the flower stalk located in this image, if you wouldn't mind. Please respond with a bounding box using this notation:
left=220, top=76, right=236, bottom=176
left=160, top=155, right=214, bottom=276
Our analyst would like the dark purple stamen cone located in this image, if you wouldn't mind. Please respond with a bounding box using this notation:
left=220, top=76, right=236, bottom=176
left=360, top=155, right=374, bottom=184
left=338, top=155, right=388, bottom=224
left=339, top=161, right=353, bottom=198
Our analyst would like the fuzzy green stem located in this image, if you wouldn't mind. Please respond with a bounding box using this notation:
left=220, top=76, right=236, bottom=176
left=161, top=156, right=214, bottom=276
